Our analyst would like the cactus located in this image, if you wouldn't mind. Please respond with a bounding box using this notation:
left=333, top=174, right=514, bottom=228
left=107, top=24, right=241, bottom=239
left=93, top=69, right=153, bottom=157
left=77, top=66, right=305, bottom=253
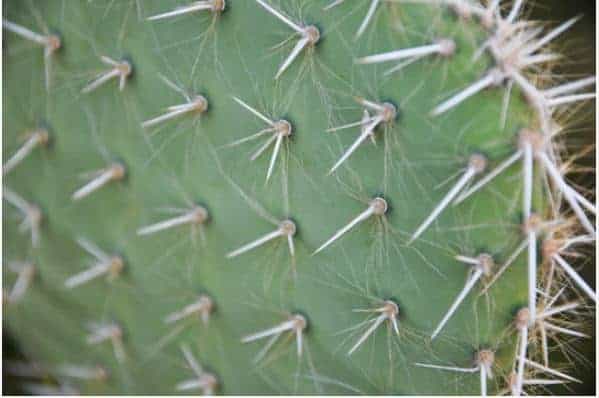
left=2, top=0, right=595, bottom=395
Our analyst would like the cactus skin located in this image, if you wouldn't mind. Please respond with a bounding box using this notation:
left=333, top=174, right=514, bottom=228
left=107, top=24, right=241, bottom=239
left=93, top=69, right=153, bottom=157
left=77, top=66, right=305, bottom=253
left=2, top=0, right=595, bottom=395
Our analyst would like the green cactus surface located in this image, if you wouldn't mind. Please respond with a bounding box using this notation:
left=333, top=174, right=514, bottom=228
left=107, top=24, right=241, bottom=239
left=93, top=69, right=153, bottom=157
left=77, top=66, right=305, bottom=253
left=2, top=0, right=596, bottom=395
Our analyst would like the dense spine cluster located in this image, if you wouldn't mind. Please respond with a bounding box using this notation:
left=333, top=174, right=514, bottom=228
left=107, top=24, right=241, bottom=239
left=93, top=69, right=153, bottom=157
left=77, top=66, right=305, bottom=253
left=2, top=0, right=595, bottom=395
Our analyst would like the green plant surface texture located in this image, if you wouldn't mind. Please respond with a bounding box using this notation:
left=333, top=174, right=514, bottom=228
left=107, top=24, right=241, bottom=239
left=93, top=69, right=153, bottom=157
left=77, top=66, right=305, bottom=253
left=2, top=0, right=595, bottom=395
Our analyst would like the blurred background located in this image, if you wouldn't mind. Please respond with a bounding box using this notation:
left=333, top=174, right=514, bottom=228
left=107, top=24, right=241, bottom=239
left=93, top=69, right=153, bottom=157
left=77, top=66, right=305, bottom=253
left=531, top=0, right=596, bottom=394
